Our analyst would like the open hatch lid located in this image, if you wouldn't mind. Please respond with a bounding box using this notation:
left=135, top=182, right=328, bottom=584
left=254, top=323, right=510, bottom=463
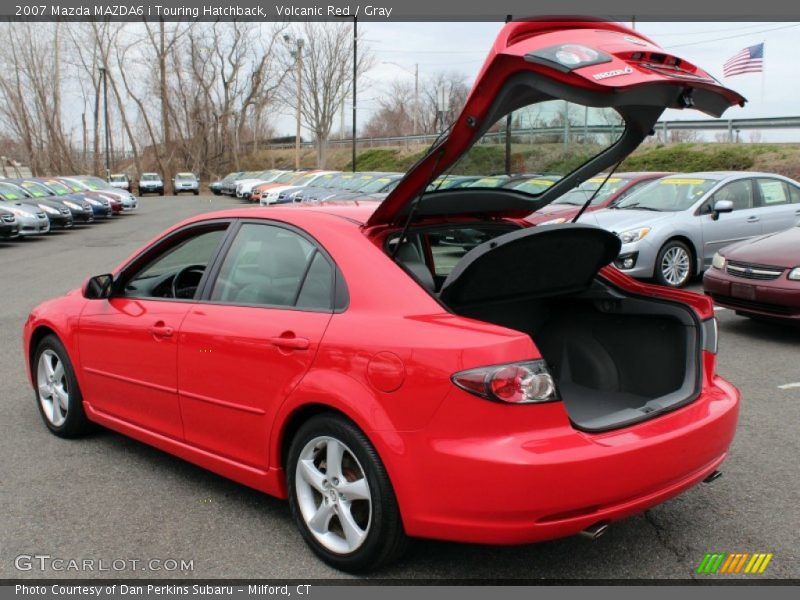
left=366, top=18, right=745, bottom=228
left=439, top=224, right=621, bottom=307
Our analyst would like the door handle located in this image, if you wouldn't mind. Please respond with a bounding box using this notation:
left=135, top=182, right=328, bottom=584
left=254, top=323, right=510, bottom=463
left=269, top=333, right=310, bottom=351
left=746, top=216, right=760, bottom=223
left=149, top=321, right=174, bottom=339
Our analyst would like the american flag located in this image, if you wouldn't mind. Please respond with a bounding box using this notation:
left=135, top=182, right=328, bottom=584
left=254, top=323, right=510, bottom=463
left=723, top=43, right=764, bottom=77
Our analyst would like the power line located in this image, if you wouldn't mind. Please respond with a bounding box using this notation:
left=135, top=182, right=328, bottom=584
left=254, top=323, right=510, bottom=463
left=644, top=22, right=798, bottom=37
left=665, top=23, right=800, bottom=49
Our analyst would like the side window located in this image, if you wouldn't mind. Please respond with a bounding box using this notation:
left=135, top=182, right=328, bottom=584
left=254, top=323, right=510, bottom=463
left=757, top=178, right=790, bottom=206
left=790, top=184, right=800, bottom=204
left=712, top=180, right=753, bottom=211
left=122, top=227, right=227, bottom=300
left=210, top=223, right=333, bottom=310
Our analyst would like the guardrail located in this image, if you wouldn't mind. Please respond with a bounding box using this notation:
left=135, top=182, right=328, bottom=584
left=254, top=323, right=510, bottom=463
left=264, top=116, right=800, bottom=149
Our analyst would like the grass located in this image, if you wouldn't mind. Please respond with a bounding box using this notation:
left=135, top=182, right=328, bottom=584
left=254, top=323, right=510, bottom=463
left=250, top=142, right=800, bottom=180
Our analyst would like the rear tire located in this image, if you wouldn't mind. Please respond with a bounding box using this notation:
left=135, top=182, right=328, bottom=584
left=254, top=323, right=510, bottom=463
left=286, top=413, right=408, bottom=573
left=654, top=240, right=693, bottom=288
left=33, top=334, right=93, bottom=438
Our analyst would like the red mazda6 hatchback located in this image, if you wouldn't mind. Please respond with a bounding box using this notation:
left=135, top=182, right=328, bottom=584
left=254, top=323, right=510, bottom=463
left=24, top=19, right=742, bottom=572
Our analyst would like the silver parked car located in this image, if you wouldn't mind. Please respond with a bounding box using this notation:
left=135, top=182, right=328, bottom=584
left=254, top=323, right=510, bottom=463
left=172, top=172, right=200, bottom=195
left=580, top=171, right=800, bottom=287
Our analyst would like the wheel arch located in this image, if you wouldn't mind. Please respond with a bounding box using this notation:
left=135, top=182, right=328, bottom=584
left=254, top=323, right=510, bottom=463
left=269, top=371, right=408, bottom=503
left=28, top=324, right=60, bottom=380
left=660, top=234, right=701, bottom=276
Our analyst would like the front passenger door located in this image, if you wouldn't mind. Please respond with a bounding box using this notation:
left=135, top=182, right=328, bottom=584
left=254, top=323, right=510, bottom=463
left=177, top=221, right=337, bottom=469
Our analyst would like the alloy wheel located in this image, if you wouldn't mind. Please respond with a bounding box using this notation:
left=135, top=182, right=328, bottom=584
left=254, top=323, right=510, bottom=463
left=661, top=245, right=691, bottom=286
left=295, top=436, right=372, bottom=554
left=37, top=349, right=69, bottom=427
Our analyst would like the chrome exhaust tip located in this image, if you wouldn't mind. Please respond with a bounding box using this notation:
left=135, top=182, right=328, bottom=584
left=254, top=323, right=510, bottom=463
left=703, top=470, right=722, bottom=483
left=579, top=522, right=609, bottom=540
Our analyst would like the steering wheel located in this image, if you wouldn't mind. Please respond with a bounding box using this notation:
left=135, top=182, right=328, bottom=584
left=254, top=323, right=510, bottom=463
left=172, top=264, right=206, bottom=299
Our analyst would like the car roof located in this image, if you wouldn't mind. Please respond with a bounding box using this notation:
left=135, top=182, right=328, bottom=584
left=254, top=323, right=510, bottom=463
left=181, top=204, right=378, bottom=227
left=667, top=171, right=785, bottom=179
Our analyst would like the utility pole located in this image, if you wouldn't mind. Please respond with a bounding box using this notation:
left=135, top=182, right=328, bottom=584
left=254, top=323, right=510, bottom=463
left=99, top=66, right=110, bottom=179
left=352, top=16, right=357, bottom=172
left=284, top=34, right=304, bottom=170
left=413, top=63, right=419, bottom=136
left=295, top=40, right=304, bottom=170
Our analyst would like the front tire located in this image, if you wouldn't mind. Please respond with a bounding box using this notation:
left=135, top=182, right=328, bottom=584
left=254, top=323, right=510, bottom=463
left=33, top=335, right=92, bottom=438
left=286, top=413, right=408, bottom=572
left=654, top=240, right=693, bottom=288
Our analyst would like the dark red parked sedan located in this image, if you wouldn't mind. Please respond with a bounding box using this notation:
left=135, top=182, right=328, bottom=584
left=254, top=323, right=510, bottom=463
left=703, top=225, right=800, bottom=319
left=526, top=172, right=671, bottom=225
left=23, top=19, right=742, bottom=572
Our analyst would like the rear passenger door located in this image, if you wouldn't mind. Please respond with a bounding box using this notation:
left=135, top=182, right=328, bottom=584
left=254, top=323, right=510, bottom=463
left=754, top=177, right=800, bottom=234
left=176, top=221, right=340, bottom=469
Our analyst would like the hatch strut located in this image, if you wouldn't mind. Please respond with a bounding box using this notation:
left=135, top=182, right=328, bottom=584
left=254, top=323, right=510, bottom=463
left=571, top=159, right=624, bottom=223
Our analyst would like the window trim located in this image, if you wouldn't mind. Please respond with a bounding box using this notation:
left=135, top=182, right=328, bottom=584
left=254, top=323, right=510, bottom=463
left=111, top=219, right=233, bottom=303
left=197, top=218, right=349, bottom=313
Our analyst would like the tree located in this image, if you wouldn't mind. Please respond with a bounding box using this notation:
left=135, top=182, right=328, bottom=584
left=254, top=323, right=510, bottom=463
left=281, top=22, right=373, bottom=167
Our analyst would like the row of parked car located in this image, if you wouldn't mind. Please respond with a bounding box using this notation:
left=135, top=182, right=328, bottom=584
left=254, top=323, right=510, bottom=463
left=0, top=175, right=138, bottom=240
left=208, top=166, right=800, bottom=320
left=106, top=172, right=200, bottom=196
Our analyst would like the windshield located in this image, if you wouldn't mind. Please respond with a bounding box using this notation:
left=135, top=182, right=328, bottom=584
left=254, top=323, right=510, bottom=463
left=426, top=100, right=625, bottom=198
left=505, top=177, right=559, bottom=195
left=19, top=181, right=51, bottom=197
left=141, top=174, right=161, bottom=181
left=175, top=173, right=195, bottom=180
left=614, top=177, right=719, bottom=212
left=78, top=176, right=109, bottom=190
left=274, top=172, right=300, bottom=184
left=41, top=181, right=71, bottom=195
left=553, top=177, right=632, bottom=206
left=0, top=183, right=27, bottom=199
left=360, top=176, right=399, bottom=193
left=109, top=175, right=127, bottom=182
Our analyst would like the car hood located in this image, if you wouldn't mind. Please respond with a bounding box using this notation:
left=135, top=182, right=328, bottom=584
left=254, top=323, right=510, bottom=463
left=722, top=227, right=800, bottom=268
left=367, top=18, right=744, bottom=228
left=580, top=208, right=679, bottom=232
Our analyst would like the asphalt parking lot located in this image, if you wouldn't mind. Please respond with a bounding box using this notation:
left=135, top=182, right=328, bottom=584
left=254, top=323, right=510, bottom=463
left=1, top=196, right=798, bottom=580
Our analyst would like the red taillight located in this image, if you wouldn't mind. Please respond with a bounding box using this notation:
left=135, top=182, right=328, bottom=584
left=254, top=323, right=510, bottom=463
left=452, top=360, right=558, bottom=405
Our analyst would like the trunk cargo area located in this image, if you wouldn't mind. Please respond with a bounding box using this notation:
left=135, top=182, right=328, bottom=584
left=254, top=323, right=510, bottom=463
left=439, top=224, right=701, bottom=431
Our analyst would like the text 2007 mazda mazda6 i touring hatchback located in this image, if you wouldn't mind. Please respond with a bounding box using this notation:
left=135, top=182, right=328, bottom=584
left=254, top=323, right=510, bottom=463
left=24, top=19, right=741, bottom=572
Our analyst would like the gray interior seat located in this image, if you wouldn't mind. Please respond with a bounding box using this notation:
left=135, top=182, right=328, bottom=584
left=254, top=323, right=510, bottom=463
left=395, top=242, right=435, bottom=291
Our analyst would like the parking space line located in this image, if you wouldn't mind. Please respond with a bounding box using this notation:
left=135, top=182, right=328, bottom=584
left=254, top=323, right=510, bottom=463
left=777, top=382, right=800, bottom=390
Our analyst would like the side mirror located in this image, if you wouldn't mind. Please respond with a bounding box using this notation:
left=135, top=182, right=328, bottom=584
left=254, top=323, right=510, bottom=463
left=711, top=199, right=734, bottom=220
left=82, top=274, right=114, bottom=299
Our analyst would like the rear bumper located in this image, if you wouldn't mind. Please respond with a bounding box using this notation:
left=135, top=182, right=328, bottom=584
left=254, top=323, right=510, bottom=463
left=387, top=376, right=739, bottom=545
left=704, top=268, right=800, bottom=319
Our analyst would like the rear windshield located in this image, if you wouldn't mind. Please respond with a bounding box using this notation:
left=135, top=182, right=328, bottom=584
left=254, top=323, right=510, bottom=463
left=614, top=177, right=719, bottom=212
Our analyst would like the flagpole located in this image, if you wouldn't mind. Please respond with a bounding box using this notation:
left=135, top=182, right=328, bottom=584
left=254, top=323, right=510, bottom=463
left=760, top=40, right=765, bottom=105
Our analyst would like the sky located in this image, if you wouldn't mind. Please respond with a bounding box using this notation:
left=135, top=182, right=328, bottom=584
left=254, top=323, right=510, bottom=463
left=270, top=21, right=800, bottom=141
